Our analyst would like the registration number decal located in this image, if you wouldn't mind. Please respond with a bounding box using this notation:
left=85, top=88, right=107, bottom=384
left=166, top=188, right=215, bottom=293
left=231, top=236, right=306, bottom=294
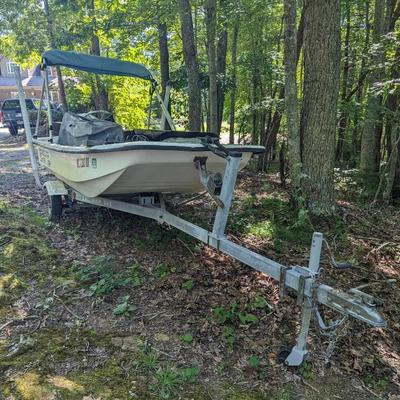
left=38, top=148, right=51, bottom=167
left=76, top=157, right=89, bottom=168
left=76, top=157, right=97, bottom=168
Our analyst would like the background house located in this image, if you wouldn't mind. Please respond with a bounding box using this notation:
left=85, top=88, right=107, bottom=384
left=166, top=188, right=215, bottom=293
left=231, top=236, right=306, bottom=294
left=0, top=55, right=59, bottom=103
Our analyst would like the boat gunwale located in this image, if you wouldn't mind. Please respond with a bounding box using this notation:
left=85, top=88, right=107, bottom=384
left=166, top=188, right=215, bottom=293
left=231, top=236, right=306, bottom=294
left=33, top=138, right=265, bottom=155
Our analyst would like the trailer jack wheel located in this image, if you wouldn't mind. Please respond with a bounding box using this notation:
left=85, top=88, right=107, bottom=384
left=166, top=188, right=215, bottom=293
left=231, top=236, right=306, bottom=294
left=48, top=195, right=63, bottom=222
left=277, top=347, right=292, bottom=365
left=277, top=346, right=307, bottom=367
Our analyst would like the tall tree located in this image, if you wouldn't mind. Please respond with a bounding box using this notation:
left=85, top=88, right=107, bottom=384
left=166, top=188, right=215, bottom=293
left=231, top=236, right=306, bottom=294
left=43, top=0, right=68, bottom=111
left=158, top=22, right=171, bottom=128
left=216, top=27, right=228, bottom=134
left=300, top=0, right=341, bottom=215
left=178, top=0, right=202, bottom=131
left=359, top=0, right=385, bottom=177
left=263, top=8, right=304, bottom=166
left=87, top=0, right=108, bottom=111
left=283, top=0, right=301, bottom=193
left=229, top=23, right=239, bottom=144
left=205, top=0, right=218, bottom=133
left=335, top=0, right=351, bottom=162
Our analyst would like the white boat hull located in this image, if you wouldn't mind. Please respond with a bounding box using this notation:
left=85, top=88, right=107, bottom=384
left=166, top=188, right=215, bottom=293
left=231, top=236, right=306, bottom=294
left=34, top=139, right=262, bottom=197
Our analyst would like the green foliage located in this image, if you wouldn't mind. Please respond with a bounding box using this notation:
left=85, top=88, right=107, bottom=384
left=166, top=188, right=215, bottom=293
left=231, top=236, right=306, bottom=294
left=212, top=301, right=258, bottom=327
left=180, top=333, right=193, bottom=344
left=181, top=280, right=194, bottom=290
left=113, top=295, right=136, bottom=315
left=237, top=312, right=258, bottom=326
left=248, top=355, right=260, bottom=369
left=298, top=361, right=313, bottom=380
left=64, top=77, right=93, bottom=113
left=249, top=295, right=271, bottom=310
left=74, top=256, right=130, bottom=297
left=364, top=375, right=389, bottom=392
left=154, top=263, right=175, bottom=278
left=35, top=296, right=55, bottom=311
left=154, top=364, right=196, bottom=399
left=179, top=366, right=200, bottom=383
left=134, top=343, right=159, bottom=371
left=230, top=197, right=314, bottom=246
left=127, top=262, right=142, bottom=287
left=222, top=326, right=235, bottom=350
left=109, top=75, right=149, bottom=129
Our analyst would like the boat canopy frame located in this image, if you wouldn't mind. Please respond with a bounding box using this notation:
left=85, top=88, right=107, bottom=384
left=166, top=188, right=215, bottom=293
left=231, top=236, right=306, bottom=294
left=40, top=49, right=175, bottom=136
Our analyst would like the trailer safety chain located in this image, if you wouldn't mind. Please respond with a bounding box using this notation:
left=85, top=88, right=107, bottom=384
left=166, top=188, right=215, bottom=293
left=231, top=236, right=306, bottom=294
left=322, top=315, right=349, bottom=365
left=311, top=236, right=351, bottom=364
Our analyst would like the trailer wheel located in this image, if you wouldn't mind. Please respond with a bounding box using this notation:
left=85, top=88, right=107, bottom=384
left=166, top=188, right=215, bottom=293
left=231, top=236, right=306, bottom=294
left=8, top=125, right=18, bottom=136
left=48, top=195, right=63, bottom=222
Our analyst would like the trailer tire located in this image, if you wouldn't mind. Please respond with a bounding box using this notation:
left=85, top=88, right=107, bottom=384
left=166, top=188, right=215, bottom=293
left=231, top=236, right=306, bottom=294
left=8, top=125, right=18, bottom=136
left=48, top=195, right=63, bottom=222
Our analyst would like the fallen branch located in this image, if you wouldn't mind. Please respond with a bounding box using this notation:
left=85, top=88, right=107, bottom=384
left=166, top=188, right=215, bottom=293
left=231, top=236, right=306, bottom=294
left=0, top=315, right=40, bottom=332
left=301, top=378, right=320, bottom=394
left=54, top=294, right=84, bottom=320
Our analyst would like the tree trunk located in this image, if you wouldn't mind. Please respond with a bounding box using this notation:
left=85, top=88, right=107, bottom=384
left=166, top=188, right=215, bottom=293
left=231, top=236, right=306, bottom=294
left=158, top=23, right=170, bottom=101
left=43, top=0, right=68, bottom=110
left=263, top=7, right=304, bottom=160
left=383, top=43, right=400, bottom=201
left=178, top=0, right=202, bottom=131
left=158, top=23, right=171, bottom=128
left=352, top=0, right=370, bottom=166
left=216, top=28, right=228, bottom=134
left=300, top=0, right=340, bottom=216
left=284, top=0, right=301, bottom=192
left=229, top=23, right=239, bottom=144
left=205, top=0, right=218, bottom=134
left=360, top=0, right=385, bottom=177
left=382, top=126, right=400, bottom=203
left=335, top=0, right=351, bottom=162
left=87, top=0, right=108, bottom=110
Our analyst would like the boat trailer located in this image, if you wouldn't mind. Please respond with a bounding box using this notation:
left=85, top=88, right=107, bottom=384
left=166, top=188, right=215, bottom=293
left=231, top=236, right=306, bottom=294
left=43, top=152, right=385, bottom=366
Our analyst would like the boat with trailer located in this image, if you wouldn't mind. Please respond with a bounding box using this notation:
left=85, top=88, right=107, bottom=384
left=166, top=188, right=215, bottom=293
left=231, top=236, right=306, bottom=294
left=13, top=50, right=385, bottom=367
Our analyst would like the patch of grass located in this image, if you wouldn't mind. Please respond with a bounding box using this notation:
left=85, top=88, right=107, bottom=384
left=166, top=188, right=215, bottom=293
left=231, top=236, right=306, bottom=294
left=230, top=197, right=314, bottom=246
left=133, top=343, right=159, bottom=370
left=154, top=364, right=183, bottom=398
left=154, top=364, right=200, bottom=399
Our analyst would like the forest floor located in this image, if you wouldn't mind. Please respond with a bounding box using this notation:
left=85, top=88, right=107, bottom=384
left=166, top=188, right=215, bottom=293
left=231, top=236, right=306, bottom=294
left=0, top=127, right=399, bottom=400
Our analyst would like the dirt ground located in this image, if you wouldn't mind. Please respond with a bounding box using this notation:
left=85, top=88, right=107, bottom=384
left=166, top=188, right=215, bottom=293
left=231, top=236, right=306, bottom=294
left=0, top=127, right=399, bottom=400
